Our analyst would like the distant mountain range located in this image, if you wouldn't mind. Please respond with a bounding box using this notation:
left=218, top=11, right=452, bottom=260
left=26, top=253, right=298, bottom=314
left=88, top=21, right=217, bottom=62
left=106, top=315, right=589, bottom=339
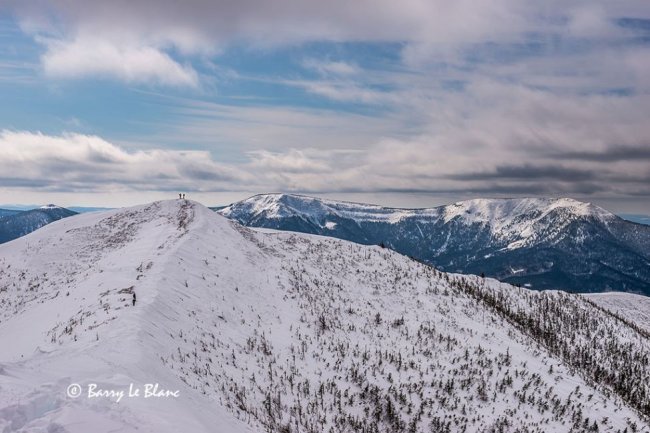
left=0, top=205, right=77, bottom=244
left=219, top=194, right=650, bottom=295
left=621, top=214, right=650, bottom=226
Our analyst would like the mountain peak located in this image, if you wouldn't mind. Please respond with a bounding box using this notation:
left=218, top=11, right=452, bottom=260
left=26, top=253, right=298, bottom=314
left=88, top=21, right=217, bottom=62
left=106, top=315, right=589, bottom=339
left=443, top=196, right=615, bottom=227
left=40, top=203, right=64, bottom=210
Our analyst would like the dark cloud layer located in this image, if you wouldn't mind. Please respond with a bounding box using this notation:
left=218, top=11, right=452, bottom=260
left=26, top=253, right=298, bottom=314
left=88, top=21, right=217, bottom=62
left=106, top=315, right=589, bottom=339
left=551, top=145, right=650, bottom=162
left=450, top=165, right=596, bottom=182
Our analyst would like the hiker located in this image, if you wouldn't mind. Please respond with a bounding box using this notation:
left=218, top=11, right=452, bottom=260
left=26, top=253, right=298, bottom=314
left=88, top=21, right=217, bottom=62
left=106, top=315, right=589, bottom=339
left=178, top=193, right=182, bottom=199
left=182, top=193, right=186, bottom=199
left=132, top=292, right=136, bottom=306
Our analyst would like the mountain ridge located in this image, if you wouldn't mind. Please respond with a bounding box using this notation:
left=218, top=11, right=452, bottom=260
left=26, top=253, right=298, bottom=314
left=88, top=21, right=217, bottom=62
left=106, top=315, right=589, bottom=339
left=219, top=193, right=650, bottom=295
left=219, top=192, right=617, bottom=227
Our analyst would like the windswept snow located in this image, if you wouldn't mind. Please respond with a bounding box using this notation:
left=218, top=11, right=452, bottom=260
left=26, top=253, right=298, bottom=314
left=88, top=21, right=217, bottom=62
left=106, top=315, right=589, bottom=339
left=0, top=200, right=648, bottom=432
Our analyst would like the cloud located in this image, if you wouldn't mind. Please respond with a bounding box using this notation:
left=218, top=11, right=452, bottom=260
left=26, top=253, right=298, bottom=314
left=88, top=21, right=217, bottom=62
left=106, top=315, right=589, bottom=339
left=40, top=37, right=198, bottom=86
left=302, top=59, right=360, bottom=76
left=0, top=0, right=582, bottom=86
left=300, top=81, right=395, bottom=104
left=105, top=74, right=650, bottom=203
left=568, top=6, right=616, bottom=38
left=6, top=0, right=650, bottom=92
left=0, top=60, right=38, bottom=84
left=2, top=119, right=649, bottom=206
left=9, top=0, right=526, bottom=45
left=450, top=165, right=597, bottom=182
left=248, top=80, right=650, bottom=199
left=146, top=97, right=406, bottom=152
left=0, top=130, right=248, bottom=192
left=550, top=145, right=650, bottom=162
left=248, top=150, right=331, bottom=173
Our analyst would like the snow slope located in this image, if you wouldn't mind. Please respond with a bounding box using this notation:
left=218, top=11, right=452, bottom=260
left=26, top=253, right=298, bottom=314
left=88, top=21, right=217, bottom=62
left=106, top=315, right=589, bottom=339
left=0, top=201, right=248, bottom=432
left=585, top=292, right=650, bottom=334
left=0, top=200, right=649, bottom=432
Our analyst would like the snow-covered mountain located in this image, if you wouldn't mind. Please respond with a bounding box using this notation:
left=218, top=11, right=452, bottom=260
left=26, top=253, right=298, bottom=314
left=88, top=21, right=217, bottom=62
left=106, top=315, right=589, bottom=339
left=0, top=205, right=77, bottom=244
left=219, top=194, right=650, bottom=295
left=1, top=199, right=649, bottom=432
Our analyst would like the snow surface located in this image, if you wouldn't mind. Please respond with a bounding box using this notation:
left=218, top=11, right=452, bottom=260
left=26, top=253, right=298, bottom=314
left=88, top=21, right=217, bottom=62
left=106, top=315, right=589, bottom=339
left=0, top=200, right=647, bottom=432
left=585, top=292, right=650, bottom=334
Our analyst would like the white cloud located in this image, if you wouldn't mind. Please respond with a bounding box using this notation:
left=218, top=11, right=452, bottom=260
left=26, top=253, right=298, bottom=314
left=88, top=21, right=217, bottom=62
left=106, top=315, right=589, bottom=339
left=301, top=82, right=394, bottom=104
left=0, top=130, right=248, bottom=191
left=568, top=6, right=615, bottom=38
left=40, top=37, right=198, bottom=86
left=302, top=59, right=360, bottom=76
left=248, top=150, right=331, bottom=173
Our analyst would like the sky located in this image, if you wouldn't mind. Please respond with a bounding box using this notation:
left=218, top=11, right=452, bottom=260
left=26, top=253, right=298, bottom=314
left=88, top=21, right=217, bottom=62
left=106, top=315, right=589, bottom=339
left=0, top=1, right=649, bottom=213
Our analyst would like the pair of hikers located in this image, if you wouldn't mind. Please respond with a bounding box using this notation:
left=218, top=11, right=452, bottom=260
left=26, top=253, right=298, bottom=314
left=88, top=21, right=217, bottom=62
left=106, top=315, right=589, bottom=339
left=178, top=193, right=186, bottom=199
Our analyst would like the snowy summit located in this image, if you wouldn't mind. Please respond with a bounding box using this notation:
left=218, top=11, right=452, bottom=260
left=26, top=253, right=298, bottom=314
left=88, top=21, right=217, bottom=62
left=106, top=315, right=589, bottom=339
left=39, top=204, right=63, bottom=210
